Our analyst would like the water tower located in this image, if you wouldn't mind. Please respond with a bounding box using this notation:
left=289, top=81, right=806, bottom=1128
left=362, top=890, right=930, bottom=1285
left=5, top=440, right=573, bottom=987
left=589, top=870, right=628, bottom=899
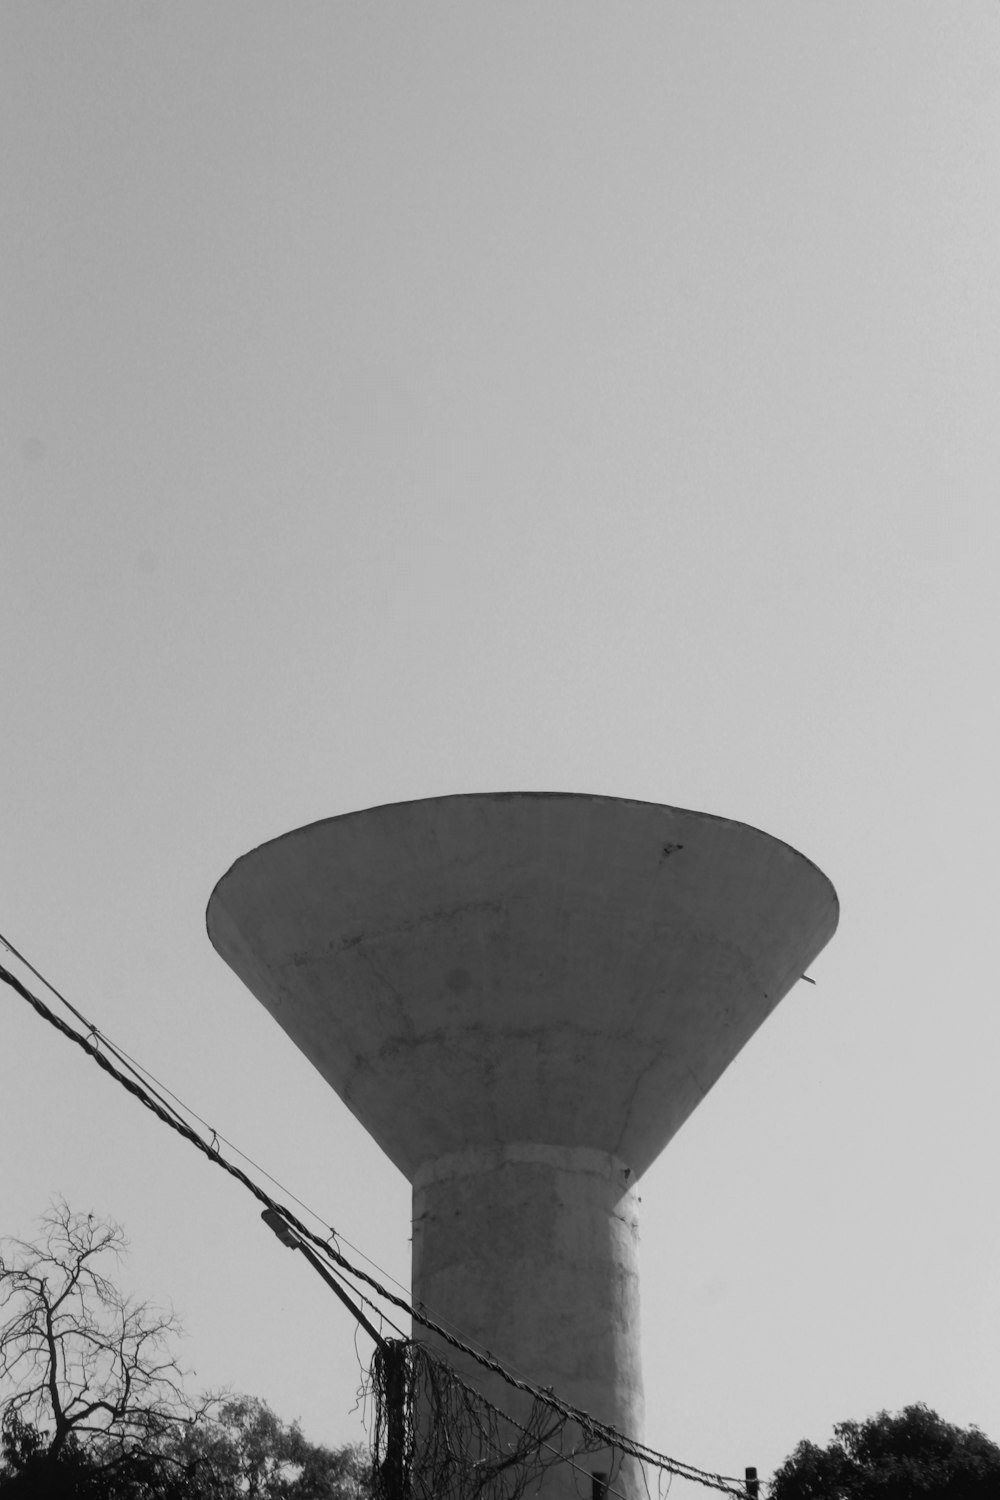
left=207, top=793, right=837, bottom=1497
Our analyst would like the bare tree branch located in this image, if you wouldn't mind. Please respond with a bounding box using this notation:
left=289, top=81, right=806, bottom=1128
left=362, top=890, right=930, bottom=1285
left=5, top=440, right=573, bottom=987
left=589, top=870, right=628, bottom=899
left=0, top=1199, right=194, bottom=1469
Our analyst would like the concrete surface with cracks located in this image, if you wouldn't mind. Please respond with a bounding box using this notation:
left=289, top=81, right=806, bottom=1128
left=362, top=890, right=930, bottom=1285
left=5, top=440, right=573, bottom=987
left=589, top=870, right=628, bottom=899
left=206, top=792, right=838, bottom=1497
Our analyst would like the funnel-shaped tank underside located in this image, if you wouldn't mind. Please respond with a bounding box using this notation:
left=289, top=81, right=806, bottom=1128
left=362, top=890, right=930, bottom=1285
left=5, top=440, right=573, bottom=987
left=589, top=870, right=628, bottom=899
left=207, top=793, right=838, bottom=1181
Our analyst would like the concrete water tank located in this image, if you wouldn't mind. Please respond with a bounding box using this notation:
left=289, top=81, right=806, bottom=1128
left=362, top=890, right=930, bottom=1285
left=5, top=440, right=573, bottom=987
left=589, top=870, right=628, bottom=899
left=207, top=793, right=838, bottom=1497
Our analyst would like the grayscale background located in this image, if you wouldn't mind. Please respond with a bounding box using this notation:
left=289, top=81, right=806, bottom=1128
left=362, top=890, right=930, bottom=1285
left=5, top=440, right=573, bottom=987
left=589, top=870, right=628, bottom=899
left=3, top=5, right=998, bottom=1494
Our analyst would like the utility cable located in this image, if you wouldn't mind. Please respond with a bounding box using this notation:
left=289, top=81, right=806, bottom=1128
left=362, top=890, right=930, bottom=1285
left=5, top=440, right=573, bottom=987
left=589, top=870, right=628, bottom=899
left=0, top=928, right=612, bottom=1401
left=0, top=930, right=546, bottom=1398
left=0, top=952, right=748, bottom=1495
left=439, top=1360, right=636, bottom=1500
left=0, top=930, right=408, bottom=1302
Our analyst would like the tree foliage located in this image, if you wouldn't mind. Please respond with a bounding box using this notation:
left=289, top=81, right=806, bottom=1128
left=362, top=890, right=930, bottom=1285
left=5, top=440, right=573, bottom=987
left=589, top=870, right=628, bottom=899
left=164, top=1396, right=370, bottom=1499
left=770, top=1404, right=1000, bottom=1499
left=0, top=1203, right=371, bottom=1499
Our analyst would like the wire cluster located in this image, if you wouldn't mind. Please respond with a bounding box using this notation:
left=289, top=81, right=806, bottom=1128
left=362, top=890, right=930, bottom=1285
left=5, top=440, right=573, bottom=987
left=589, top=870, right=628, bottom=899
left=0, top=940, right=749, bottom=1497
left=368, top=1339, right=635, bottom=1500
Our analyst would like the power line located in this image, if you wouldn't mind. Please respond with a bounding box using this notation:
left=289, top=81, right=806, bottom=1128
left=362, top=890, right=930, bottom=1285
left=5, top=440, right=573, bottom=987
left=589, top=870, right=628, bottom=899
left=0, top=927, right=631, bottom=1409
left=0, top=932, right=407, bottom=1349
left=0, top=928, right=569, bottom=1410
left=0, top=947, right=749, bottom=1496
left=1, top=948, right=748, bottom=1494
left=0, top=931, right=411, bottom=1305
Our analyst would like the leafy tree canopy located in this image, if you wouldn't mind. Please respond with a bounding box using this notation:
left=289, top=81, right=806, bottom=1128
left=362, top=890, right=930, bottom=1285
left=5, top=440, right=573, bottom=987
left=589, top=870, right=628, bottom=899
left=164, top=1395, right=370, bottom=1499
left=770, top=1403, right=1000, bottom=1500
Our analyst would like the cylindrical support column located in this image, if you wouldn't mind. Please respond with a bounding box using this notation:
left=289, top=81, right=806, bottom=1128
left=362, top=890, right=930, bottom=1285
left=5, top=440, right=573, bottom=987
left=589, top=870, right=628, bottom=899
left=412, top=1143, right=643, bottom=1499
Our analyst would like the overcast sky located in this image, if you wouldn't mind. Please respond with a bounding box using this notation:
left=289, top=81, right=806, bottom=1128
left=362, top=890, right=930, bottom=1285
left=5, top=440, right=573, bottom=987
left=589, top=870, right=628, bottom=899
left=3, top=4, right=999, bottom=1495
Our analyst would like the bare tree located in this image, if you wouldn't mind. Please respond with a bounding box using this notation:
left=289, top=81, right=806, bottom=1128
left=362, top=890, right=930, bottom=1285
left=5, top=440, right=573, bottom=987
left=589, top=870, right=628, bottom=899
left=0, top=1200, right=197, bottom=1477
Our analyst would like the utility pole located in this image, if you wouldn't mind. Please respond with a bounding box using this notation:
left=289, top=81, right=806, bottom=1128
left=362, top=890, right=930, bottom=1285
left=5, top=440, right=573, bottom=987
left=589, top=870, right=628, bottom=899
left=379, top=1340, right=409, bottom=1500
left=745, top=1466, right=760, bottom=1498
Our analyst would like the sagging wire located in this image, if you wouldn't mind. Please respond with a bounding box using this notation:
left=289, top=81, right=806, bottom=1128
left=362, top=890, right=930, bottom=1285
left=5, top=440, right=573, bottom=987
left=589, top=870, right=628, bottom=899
left=0, top=928, right=504, bottom=1410
left=0, top=946, right=748, bottom=1496
left=369, top=1340, right=638, bottom=1500
left=1, top=928, right=555, bottom=1403
left=0, top=930, right=413, bottom=1305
